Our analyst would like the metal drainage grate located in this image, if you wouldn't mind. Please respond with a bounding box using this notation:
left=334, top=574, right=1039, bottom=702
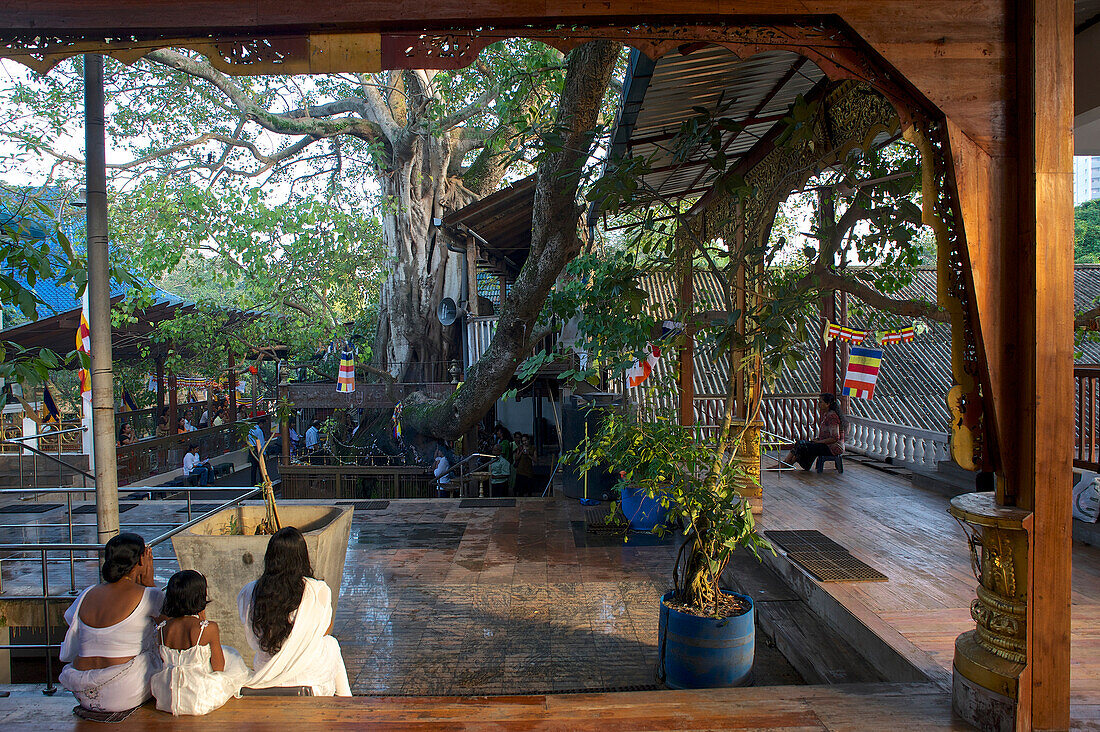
left=785, top=551, right=888, bottom=583
left=72, top=503, right=137, bottom=515
left=765, top=529, right=847, bottom=554
left=0, top=503, right=62, bottom=514
left=337, top=500, right=390, bottom=511
left=459, top=498, right=515, bottom=508
left=585, top=507, right=625, bottom=535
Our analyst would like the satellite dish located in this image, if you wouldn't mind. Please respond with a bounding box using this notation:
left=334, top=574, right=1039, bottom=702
left=438, top=297, right=459, bottom=326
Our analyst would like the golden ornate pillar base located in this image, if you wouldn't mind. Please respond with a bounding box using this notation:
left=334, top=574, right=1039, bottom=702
left=731, top=419, right=764, bottom=515
left=947, top=492, right=1031, bottom=732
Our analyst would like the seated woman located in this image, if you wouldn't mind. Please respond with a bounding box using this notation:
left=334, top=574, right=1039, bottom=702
left=236, top=527, right=351, bottom=696
left=151, top=570, right=249, bottom=716
left=781, top=392, right=847, bottom=471
left=59, top=533, right=165, bottom=712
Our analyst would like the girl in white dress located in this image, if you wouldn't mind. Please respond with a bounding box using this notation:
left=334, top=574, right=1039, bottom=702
left=237, top=527, right=351, bottom=696
left=59, top=533, right=164, bottom=712
left=151, top=570, right=249, bottom=715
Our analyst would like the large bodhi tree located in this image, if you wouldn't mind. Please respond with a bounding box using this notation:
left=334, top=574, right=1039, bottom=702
left=1, top=40, right=621, bottom=438
left=0, top=40, right=576, bottom=378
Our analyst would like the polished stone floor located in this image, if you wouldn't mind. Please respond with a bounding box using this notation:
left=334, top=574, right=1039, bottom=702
left=0, top=494, right=803, bottom=695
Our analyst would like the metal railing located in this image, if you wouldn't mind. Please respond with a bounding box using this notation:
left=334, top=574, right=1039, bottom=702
left=1, top=427, right=92, bottom=500
left=0, top=485, right=262, bottom=693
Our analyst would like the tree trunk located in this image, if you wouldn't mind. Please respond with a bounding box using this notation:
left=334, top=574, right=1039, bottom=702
left=401, top=40, right=620, bottom=440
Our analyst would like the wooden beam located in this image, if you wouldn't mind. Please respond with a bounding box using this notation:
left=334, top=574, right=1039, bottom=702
left=679, top=241, right=695, bottom=427
left=1018, top=0, right=1074, bottom=727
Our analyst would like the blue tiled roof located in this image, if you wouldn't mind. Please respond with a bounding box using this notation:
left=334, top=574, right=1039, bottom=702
left=1, top=186, right=180, bottom=329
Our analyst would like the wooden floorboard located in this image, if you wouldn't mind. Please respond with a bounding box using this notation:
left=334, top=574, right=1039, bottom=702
left=0, top=683, right=971, bottom=731
left=758, top=462, right=1100, bottom=728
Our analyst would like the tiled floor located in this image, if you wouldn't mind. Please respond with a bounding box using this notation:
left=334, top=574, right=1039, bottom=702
left=0, top=495, right=803, bottom=695
left=335, top=499, right=688, bottom=695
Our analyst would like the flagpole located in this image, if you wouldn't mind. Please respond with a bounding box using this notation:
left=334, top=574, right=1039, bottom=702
left=85, top=54, right=120, bottom=543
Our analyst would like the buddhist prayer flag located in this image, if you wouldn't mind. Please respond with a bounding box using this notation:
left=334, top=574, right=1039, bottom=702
left=843, top=346, right=883, bottom=400
left=822, top=321, right=868, bottom=345
left=121, top=387, right=138, bottom=412
left=626, top=343, right=661, bottom=388
left=877, top=324, right=917, bottom=344
left=42, top=385, right=61, bottom=424
left=76, top=301, right=92, bottom=405
left=392, top=402, right=403, bottom=442
left=337, top=350, right=355, bottom=393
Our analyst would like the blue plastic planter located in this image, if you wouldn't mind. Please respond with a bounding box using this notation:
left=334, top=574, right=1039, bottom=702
left=619, top=484, right=670, bottom=531
left=657, top=589, right=755, bottom=689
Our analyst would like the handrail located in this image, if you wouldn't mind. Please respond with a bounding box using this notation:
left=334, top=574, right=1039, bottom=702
left=4, top=425, right=87, bottom=442
left=0, top=438, right=95, bottom=480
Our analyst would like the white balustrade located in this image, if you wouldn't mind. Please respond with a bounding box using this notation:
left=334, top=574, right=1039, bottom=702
left=466, top=316, right=497, bottom=367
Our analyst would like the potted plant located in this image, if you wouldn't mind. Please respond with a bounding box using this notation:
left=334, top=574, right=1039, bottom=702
left=575, top=409, right=771, bottom=689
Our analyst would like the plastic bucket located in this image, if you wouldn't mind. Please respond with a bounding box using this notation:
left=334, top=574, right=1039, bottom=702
left=657, top=589, right=755, bottom=689
left=620, top=484, right=670, bottom=531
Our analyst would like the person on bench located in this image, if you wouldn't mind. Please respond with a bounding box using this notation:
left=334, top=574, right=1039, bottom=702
left=183, top=444, right=213, bottom=486
left=59, top=533, right=165, bottom=712
left=780, top=392, right=848, bottom=471
left=237, top=527, right=351, bottom=696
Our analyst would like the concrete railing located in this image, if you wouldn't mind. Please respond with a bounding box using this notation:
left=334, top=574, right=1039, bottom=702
left=845, top=414, right=949, bottom=470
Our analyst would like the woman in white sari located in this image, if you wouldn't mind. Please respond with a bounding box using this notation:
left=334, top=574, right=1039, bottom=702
left=236, top=527, right=351, bottom=696
left=59, top=533, right=164, bottom=711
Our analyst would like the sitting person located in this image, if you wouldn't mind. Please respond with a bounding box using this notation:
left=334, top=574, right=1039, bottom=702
left=212, top=409, right=225, bottom=427
left=116, top=423, right=136, bottom=447
left=155, top=415, right=170, bottom=438
left=237, top=527, right=351, bottom=696
left=488, top=446, right=511, bottom=497
left=433, top=446, right=452, bottom=498
left=59, top=533, right=165, bottom=712
left=780, top=392, right=848, bottom=471
left=151, top=570, right=248, bottom=716
left=303, top=420, right=320, bottom=454
left=183, top=445, right=213, bottom=486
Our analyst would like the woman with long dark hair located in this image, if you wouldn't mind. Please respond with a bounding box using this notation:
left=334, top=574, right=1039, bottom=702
left=781, top=392, right=848, bottom=471
left=236, top=527, right=351, bottom=696
left=59, top=533, right=165, bottom=712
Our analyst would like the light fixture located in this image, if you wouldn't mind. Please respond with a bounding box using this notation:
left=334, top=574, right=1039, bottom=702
left=71, top=188, right=87, bottom=208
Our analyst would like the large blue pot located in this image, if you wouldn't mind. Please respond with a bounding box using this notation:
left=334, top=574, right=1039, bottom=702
left=619, top=484, right=670, bottom=531
left=658, top=589, right=755, bottom=689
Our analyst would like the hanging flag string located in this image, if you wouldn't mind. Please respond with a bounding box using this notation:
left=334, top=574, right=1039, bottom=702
left=822, top=319, right=922, bottom=346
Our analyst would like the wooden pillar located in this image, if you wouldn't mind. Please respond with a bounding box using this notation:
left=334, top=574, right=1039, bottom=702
left=167, top=370, right=177, bottom=433
left=949, top=2, right=1073, bottom=729
left=279, top=363, right=290, bottom=467
left=466, top=233, right=480, bottom=317
left=205, top=378, right=214, bottom=428
left=1016, top=0, right=1073, bottom=726
left=818, top=189, right=837, bottom=396
left=228, top=353, right=237, bottom=424
left=679, top=238, right=695, bottom=427
left=154, top=355, right=165, bottom=416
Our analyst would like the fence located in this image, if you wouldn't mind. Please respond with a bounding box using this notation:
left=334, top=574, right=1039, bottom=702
left=115, top=416, right=269, bottom=486
left=1076, top=366, right=1100, bottom=470
left=694, top=393, right=950, bottom=470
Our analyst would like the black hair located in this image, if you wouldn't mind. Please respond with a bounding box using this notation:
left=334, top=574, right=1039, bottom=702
left=163, top=570, right=211, bottom=617
left=102, top=532, right=146, bottom=583
left=249, top=527, right=313, bottom=655
left=187, top=443, right=198, bottom=452
left=820, top=392, right=847, bottom=432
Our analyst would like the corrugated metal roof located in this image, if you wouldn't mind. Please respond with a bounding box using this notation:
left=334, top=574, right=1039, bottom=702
left=629, top=266, right=1100, bottom=432
left=608, top=46, right=826, bottom=203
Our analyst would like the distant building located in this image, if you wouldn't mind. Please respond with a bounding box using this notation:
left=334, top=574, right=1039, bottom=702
left=1075, top=156, right=1100, bottom=205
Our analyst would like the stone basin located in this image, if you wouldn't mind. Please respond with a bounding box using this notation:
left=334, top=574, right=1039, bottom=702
left=171, top=504, right=352, bottom=656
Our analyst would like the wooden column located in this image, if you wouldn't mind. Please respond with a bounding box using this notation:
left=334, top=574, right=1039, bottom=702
left=679, top=240, right=695, bottom=427
left=228, top=353, right=237, bottom=424
left=466, top=233, right=480, bottom=317
left=167, top=370, right=177, bottom=433
left=279, top=364, right=290, bottom=467
left=154, top=355, right=165, bottom=416
left=1016, top=0, right=1073, bottom=727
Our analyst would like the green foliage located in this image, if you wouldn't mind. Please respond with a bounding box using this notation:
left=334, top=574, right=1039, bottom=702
left=1076, top=199, right=1100, bottom=263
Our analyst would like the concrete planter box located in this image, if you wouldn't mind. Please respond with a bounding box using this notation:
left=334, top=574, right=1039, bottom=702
left=171, top=504, right=352, bottom=655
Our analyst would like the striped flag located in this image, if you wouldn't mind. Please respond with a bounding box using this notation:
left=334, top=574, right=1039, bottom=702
left=337, top=350, right=355, bottom=393
left=843, top=347, right=883, bottom=400
left=76, top=304, right=92, bottom=405
left=822, top=321, right=867, bottom=345
left=121, top=387, right=138, bottom=412
left=42, top=385, right=61, bottom=424
left=626, top=343, right=660, bottom=388
left=878, top=324, right=916, bottom=345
